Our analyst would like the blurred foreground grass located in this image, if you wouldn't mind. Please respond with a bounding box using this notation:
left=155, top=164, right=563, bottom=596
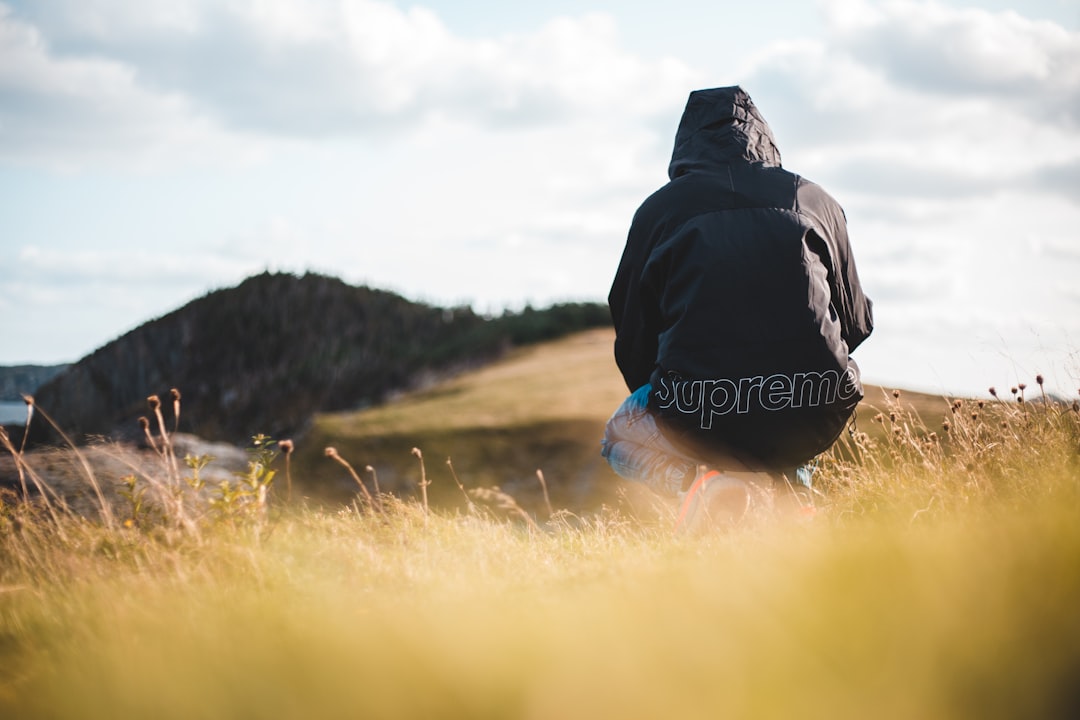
left=1, top=332, right=1078, bottom=719
left=2, top=487, right=1078, bottom=719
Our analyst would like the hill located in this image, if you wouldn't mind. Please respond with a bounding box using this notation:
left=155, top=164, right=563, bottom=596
left=26, top=272, right=609, bottom=446
left=292, top=327, right=949, bottom=511
left=0, top=364, right=69, bottom=401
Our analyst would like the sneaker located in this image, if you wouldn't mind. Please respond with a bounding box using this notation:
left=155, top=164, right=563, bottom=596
left=674, top=469, right=753, bottom=536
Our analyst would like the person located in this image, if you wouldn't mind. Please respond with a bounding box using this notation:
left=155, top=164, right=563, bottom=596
left=601, top=86, right=873, bottom=533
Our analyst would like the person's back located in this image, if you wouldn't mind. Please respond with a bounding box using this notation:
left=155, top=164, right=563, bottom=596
left=603, top=86, right=873, bottom=527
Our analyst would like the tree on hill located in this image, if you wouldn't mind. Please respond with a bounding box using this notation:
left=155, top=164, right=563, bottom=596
left=27, top=272, right=609, bottom=445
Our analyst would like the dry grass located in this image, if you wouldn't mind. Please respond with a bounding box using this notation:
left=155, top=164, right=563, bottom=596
left=320, top=328, right=629, bottom=434
left=1, top=331, right=1078, bottom=719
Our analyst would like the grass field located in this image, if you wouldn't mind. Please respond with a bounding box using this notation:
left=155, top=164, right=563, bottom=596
left=2, top=330, right=1079, bottom=719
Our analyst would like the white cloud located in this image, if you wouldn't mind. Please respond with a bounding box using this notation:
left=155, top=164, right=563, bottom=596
left=740, top=0, right=1080, bottom=207
left=14, top=244, right=244, bottom=285
left=0, top=243, right=238, bottom=363
left=822, top=0, right=1080, bottom=126
left=1, top=0, right=698, bottom=162
left=850, top=188, right=1080, bottom=396
left=0, top=4, right=258, bottom=169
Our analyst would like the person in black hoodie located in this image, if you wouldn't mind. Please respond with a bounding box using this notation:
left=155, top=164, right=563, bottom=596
left=602, top=86, right=873, bottom=531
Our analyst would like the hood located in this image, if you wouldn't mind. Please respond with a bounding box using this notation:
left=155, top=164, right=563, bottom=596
left=667, top=86, right=782, bottom=180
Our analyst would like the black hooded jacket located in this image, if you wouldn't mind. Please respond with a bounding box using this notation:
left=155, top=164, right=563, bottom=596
left=609, top=86, right=873, bottom=468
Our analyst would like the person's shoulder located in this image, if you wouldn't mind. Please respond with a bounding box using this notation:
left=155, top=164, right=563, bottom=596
left=630, top=177, right=690, bottom=224
left=788, top=172, right=848, bottom=232
left=791, top=173, right=843, bottom=213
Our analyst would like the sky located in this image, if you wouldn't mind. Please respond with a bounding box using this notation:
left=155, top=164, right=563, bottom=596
left=1, top=0, right=1078, bottom=399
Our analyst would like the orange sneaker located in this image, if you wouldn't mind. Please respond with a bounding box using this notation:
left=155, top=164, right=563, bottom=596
left=674, top=469, right=752, bottom=536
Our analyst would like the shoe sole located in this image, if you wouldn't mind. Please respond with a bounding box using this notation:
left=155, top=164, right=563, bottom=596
left=675, top=470, right=774, bottom=536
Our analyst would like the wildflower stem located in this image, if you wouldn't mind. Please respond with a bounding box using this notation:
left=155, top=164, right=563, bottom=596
left=325, top=447, right=375, bottom=511
left=412, top=447, right=430, bottom=520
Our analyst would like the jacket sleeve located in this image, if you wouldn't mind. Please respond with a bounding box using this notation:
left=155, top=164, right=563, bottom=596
left=838, top=238, right=874, bottom=353
left=609, top=225, right=661, bottom=392
left=798, top=182, right=874, bottom=353
left=806, top=229, right=873, bottom=354
left=828, top=212, right=873, bottom=352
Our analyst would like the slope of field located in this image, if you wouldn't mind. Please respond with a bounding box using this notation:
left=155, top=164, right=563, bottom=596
left=292, top=328, right=629, bottom=511
left=293, top=328, right=948, bottom=511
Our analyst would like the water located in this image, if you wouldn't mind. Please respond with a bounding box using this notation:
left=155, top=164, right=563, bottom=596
left=0, top=401, right=29, bottom=425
